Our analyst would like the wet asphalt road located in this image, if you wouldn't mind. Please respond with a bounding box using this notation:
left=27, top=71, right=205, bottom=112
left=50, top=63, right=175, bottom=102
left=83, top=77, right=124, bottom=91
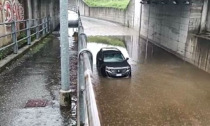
left=82, top=17, right=210, bottom=125
left=0, top=35, right=77, bottom=126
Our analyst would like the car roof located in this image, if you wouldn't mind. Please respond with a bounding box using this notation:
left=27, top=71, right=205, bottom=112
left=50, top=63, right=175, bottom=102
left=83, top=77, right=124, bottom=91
left=101, top=47, right=120, bottom=52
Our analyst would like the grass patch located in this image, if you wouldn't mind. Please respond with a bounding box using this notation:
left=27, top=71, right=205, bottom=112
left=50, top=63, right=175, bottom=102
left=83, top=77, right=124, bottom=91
left=0, top=32, right=27, bottom=60
left=0, top=33, right=50, bottom=60
left=84, top=0, right=130, bottom=9
left=0, top=46, right=13, bottom=60
left=88, top=36, right=125, bottom=47
left=30, top=36, right=52, bottom=54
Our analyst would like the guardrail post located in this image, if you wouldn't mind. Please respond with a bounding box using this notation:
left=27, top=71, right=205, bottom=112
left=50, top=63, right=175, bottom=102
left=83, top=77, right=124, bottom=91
left=11, top=21, right=18, bottom=54
left=36, top=19, right=40, bottom=39
left=26, top=20, right=31, bottom=45
left=48, top=17, right=51, bottom=32
left=78, top=26, right=83, bottom=51
left=42, top=18, right=45, bottom=36
left=79, top=49, right=93, bottom=71
left=78, top=54, right=86, bottom=125
left=44, top=17, right=47, bottom=33
left=79, top=33, right=87, bottom=50
left=46, top=17, right=49, bottom=33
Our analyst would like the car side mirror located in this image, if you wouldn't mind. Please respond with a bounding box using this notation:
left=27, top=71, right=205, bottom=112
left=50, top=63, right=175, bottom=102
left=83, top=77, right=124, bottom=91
left=126, top=58, right=129, bottom=61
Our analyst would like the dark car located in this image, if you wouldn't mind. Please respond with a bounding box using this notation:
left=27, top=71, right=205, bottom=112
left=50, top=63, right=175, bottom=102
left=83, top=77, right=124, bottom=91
left=96, top=47, right=131, bottom=77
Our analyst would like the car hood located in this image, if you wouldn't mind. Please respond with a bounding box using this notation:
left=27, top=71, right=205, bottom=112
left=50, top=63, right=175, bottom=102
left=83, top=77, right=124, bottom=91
left=104, top=60, right=130, bottom=68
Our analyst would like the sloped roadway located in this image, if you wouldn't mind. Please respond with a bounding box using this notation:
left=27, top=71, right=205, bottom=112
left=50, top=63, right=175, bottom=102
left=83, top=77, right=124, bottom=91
left=82, top=16, right=210, bottom=125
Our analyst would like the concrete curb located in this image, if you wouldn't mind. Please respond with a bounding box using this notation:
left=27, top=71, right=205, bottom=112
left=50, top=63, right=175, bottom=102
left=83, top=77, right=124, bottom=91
left=0, top=34, right=51, bottom=73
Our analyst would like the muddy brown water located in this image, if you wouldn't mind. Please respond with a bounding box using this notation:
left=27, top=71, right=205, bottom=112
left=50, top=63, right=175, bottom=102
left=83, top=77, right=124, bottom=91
left=87, top=36, right=210, bottom=126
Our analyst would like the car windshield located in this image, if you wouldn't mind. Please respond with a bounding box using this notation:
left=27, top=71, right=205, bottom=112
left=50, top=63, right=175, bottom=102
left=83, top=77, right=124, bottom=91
left=103, top=53, right=125, bottom=62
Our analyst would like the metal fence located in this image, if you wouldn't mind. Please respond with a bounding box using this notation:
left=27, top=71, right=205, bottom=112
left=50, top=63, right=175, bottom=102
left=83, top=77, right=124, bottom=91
left=77, top=14, right=101, bottom=126
left=0, top=17, right=50, bottom=55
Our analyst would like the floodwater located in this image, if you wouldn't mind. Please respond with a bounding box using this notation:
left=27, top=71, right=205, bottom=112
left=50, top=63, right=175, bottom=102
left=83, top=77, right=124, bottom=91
left=87, top=36, right=210, bottom=126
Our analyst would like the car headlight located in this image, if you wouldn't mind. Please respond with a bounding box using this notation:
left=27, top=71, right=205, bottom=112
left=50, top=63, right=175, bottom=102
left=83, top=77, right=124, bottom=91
left=125, top=66, right=131, bottom=71
left=106, top=67, right=112, bottom=71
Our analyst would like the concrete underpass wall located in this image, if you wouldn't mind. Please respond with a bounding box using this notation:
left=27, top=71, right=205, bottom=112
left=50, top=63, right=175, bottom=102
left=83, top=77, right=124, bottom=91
left=0, top=0, right=27, bottom=47
left=140, top=3, right=192, bottom=56
left=139, top=0, right=210, bottom=73
left=207, top=0, right=210, bottom=31
left=134, top=0, right=141, bottom=31
left=185, top=35, right=210, bottom=72
left=0, top=0, right=59, bottom=47
left=68, top=0, right=77, bottom=7
left=30, top=0, right=59, bottom=30
left=78, top=0, right=135, bottom=28
left=184, top=1, right=210, bottom=72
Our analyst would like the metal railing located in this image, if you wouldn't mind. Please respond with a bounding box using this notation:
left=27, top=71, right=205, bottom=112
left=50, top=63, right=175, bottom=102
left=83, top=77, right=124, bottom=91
left=0, top=17, right=50, bottom=54
left=77, top=14, right=101, bottom=126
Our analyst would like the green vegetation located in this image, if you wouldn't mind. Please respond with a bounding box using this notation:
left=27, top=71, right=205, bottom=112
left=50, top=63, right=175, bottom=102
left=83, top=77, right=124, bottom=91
left=88, top=36, right=125, bottom=47
left=84, top=0, right=130, bottom=9
left=30, top=36, right=52, bottom=54
left=0, top=46, right=13, bottom=60
left=0, top=33, right=52, bottom=60
left=18, top=32, right=27, bottom=48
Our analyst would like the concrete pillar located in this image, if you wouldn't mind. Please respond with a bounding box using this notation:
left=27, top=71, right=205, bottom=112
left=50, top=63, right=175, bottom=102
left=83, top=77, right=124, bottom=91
left=207, top=0, right=210, bottom=31
left=200, top=0, right=208, bottom=33
left=33, top=0, right=38, bottom=19
left=59, top=0, right=71, bottom=106
left=27, top=0, right=32, bottom=20
left=49, top=0, right=54, bottom=29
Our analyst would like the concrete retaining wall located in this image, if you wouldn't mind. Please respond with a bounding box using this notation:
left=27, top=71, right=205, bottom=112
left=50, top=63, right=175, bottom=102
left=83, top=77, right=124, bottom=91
left=0, top=0, right=26, bottom=47
left=68, top=0, right=77, bottom=7
left=140, top=3, right=192, bottom=56
left=0, top=0, right=59, bottom=47
left=185, top=35, right=210, bottom=72
left=138, top=0, right=210, bottom=73
left=207, top=0, right=210, bottom=32
left=31, top=0, right=60, bottom=30
left=79, top=0, right=135, bottom=28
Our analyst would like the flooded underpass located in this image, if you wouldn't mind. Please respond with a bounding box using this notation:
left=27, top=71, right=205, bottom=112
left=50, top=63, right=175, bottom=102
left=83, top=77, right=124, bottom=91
left=82, top=17, right=210, bottom=125
left=87, top=36, right=210, bottom=125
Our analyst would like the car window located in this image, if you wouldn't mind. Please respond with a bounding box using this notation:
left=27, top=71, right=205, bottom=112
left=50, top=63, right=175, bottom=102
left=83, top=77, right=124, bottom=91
left=103, top=53, right=125, bottom=62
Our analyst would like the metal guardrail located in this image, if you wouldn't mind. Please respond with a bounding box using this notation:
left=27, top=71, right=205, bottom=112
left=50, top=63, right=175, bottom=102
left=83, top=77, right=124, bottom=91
left=77, top=13, right=101, bottom=126
left=0, top=17, right=50, bottom=54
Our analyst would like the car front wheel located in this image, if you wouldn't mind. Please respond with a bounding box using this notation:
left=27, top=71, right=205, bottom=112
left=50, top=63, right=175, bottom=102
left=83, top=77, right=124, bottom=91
left=100, top=67, right=107, bottom=77
left=129, top=72, right=131, bottom=77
